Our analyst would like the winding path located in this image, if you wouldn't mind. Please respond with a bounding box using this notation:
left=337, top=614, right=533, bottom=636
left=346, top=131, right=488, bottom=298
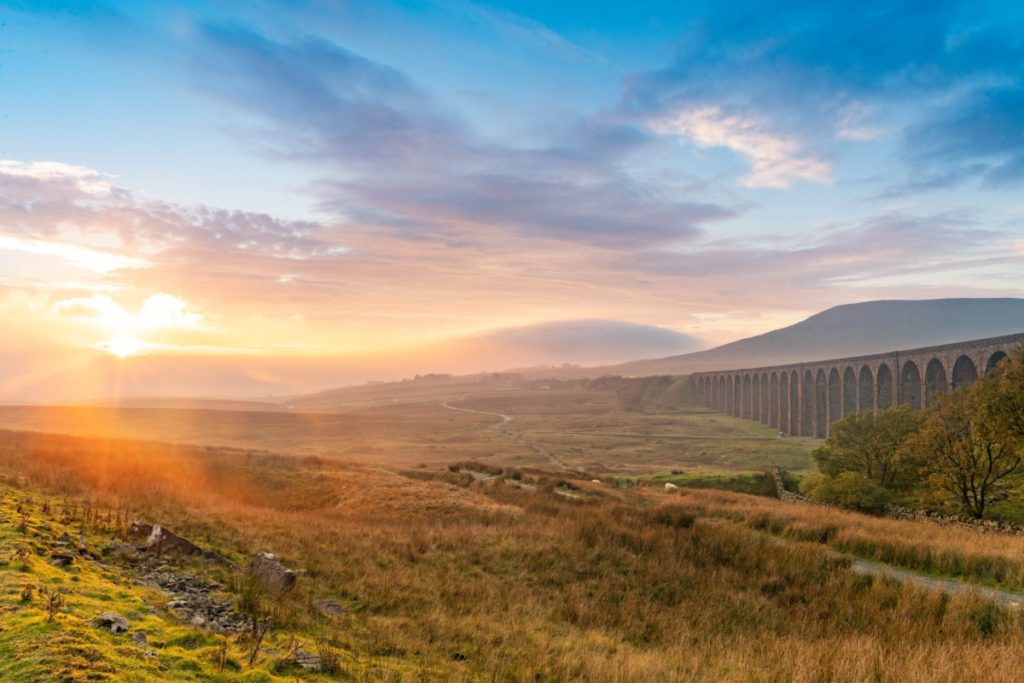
left=441, top=402, right=512, bottom=430
left=442, top=401, right=567, bottom=468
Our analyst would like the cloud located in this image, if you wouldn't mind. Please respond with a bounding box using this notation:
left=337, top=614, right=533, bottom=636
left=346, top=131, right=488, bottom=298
left=0, top=159, right=114, bottom=195
left=192, top=22, right=467, bottom=171
left=622, top=0, right=1024, bottom=192
left=0, top=234, right=148, bottom=273
left=904, top=86, right=1024, bottom=189
left=53, top=293, right=202, bottom=331
left=652, top=106, right=831, bottom=188
left=459, top=2, right=607, bottom=65
left=0, top=159, right=343, bottom=275
left=186, top=22, right=733, bottom=248
left=471, top=319, right=704, bottom=365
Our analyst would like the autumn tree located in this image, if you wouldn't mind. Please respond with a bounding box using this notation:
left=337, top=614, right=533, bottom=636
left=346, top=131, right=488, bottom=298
left=974, top=348, right=1024, bottom=448
left=812, top=406, right=925, bottom=490
left=903, top=388, right=1021, bottom=519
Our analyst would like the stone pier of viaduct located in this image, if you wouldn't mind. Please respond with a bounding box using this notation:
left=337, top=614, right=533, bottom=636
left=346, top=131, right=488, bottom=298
left=690, top=332, right=1024, bottom=438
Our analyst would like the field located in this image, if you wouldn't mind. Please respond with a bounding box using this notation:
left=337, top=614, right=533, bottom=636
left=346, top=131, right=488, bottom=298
left=1, top=379, right=1023, bottom=681
left=0, top=383, right=816, bottom=473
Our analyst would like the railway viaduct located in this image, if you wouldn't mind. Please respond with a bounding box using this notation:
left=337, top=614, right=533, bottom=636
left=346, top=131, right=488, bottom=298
left=690, top=332, right=1024, bottom=438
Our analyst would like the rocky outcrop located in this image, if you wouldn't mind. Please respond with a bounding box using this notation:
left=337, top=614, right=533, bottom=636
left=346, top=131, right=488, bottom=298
left=128, top=520, right=233, bottom=566
left=131, top=522, right=202, bottom=556
left=249, top=552, right=296, bottom=593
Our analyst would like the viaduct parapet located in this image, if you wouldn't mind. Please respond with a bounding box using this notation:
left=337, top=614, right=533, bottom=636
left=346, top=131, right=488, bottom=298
left=690, top=332, right=1024, bottom=438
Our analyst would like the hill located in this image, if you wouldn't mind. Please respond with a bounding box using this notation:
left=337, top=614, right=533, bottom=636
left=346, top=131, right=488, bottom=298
left=606, top=298, right=1024, bottom=375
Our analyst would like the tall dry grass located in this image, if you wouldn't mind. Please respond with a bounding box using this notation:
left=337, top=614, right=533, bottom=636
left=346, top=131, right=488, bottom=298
left=3, top=429, right=1024, bottom=681
left=676, top=486, right=1024, bottom=590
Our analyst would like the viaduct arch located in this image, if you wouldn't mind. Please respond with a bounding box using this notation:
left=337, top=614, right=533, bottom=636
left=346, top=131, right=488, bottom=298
left=690, top=332, right=1024, bottom=438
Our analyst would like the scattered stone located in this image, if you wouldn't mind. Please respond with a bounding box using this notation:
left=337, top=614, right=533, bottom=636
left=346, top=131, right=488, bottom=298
left=90, top=611, right=131, bottom=634
left=49, top=553, right=74, bottom=567
left=101, top=542, right=138, bottom=562
left=132, top=631, right=148, bottom=647
left=249, top=552, right=296, bottom=593
left=143, top=568, right=245, bottom=634
left=292, top=649, right=322, bottom=671
left=317, top=599, right=346, bottom=617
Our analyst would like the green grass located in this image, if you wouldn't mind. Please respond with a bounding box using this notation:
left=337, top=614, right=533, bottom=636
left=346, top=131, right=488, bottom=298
left=628, top=470, right=777, bottom=497
left=0, top=478, right=349, bottom=682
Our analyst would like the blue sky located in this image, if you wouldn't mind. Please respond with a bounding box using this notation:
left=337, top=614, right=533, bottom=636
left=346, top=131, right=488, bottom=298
left=1, top=0, right=1023, bottom=397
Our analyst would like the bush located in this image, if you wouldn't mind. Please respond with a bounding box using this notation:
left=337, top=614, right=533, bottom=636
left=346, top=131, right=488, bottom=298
left=798, top=473, right=827, bottom=497
left=804, top=472, right=891, bottom=514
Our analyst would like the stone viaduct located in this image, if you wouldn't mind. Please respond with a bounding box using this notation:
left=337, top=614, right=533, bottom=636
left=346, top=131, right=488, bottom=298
left=690, top=332, right=1024, bottom=438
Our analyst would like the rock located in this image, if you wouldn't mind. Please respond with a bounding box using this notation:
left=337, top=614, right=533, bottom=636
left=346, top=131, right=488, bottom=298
left=145, top=568, right=246, bottom=634
left=49, top=553, right=74, bottom=567
left=664, top=483, right=679, bottom=491
left=90, top=611, right=131, bottom=634
left=292, top=649, right=322, bottom=671
left=317, top=599, right=346, bottom=617
left=249, top=553, right=296, bottom=593
left=132, top=631, right=148, bottom=646
left=142, top=524, right=203, bottom=556
left=101, top=542, right=138, bottom=561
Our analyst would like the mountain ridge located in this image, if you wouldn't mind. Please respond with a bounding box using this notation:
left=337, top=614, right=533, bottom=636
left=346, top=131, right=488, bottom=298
left=604, top=298, right=1024, bottom=377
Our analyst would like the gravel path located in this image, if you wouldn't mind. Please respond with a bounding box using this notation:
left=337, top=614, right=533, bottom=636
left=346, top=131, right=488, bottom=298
left=845, top=557, right=1024, bottom=608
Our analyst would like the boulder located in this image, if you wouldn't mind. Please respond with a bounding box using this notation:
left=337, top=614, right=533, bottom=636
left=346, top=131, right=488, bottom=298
left=249, top=552, right=296, bottom=593
left=132, top=521, right=202, bottom=556
left=91, top=611, right=131, bottom=634
left=49, top=553, right=74, bottom=567
left=291, top=649, right=322, bottom=671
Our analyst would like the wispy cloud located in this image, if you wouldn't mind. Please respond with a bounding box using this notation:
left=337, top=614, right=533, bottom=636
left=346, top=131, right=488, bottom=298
left=652, top=106, right=831, bottom=188
left=0, top=234, right=148, bottom=273
left=622, top=0, right=1024, bottom=193
left=186, top=22, right=734, bottom=248
left=0, top=159, right=114, bottom=195
left=458, top=2, right=607, bottom=65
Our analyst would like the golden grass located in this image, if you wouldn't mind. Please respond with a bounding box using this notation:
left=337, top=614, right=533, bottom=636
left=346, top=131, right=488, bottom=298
left=674, top=487, right=1024, bottom=590
left=3, top=430, right=1024, bottom=680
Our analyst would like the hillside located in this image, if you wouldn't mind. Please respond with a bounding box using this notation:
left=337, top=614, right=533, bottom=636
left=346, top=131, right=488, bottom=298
left=4, top=428, right=1024, bottom=681
left=608, top=298, right=1024, bottom=375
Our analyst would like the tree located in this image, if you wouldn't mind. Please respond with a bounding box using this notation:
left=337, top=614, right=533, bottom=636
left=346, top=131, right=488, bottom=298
left=903, top=388, right=1021, bottom=519
left=812, top=406, right=925, bottom=490
left=974, top=348, right=1024, bottom=447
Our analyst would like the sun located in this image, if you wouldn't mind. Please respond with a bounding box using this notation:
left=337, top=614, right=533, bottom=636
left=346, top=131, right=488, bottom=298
left=97, top=335, right=146, bottom=358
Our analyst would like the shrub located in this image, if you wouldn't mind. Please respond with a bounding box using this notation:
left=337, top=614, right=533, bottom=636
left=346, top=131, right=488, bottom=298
left=805, top=472, right=891, bottom=513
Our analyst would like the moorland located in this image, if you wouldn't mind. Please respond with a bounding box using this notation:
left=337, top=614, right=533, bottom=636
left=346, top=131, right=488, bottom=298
left=1, top=374, right=1023, bottom=681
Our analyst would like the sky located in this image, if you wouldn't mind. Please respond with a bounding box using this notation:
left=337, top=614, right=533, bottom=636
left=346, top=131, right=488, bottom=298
left=1, top=0, right=1024, bottom=400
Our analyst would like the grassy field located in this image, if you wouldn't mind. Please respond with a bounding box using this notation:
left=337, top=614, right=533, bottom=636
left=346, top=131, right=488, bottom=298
left=450, top=389, right=817, bottom=474
left=0, top=384, right=817, bottom=475
left=4, top=380, right=1024, bottom=680
left=2, top=430, right=1024, bottom=681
